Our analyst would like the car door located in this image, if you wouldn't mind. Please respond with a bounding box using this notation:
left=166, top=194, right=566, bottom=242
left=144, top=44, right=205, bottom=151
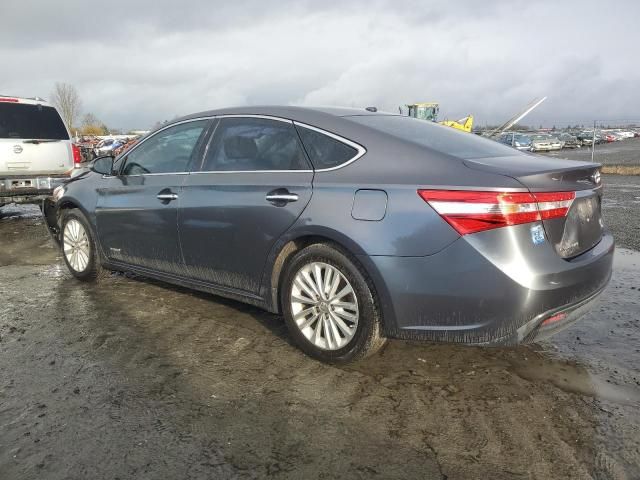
left=179, top=116, right=313, bottom=295
left=95, top=119, right=210, bottom=275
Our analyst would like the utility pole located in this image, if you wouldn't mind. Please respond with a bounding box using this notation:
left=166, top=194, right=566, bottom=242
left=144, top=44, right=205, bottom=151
left=591, top=120, right=596, bottom=163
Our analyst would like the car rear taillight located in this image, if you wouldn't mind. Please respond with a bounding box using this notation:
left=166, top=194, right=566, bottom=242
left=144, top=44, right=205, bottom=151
left=541, top=312, right=567, bottom=326
left=417, top=189, right=575, bottom=235
left=72, top=144, right=82, bottom=167
left=0, top=97, right=19, bottom=103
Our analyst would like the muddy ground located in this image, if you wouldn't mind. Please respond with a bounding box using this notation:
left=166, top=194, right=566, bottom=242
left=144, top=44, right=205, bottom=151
left=1, top=176, right=639, bottom=480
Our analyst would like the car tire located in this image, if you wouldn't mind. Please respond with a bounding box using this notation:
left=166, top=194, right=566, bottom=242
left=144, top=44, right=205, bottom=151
left=280, top=243, right=386, bottom=364
left=60, top=208, right=105, bottom=282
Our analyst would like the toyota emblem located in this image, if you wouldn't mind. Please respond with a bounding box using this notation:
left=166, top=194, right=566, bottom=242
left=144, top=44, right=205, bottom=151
left=13, top=145, right=23, bottom=154
left=592, top=170, right=601, bottom=184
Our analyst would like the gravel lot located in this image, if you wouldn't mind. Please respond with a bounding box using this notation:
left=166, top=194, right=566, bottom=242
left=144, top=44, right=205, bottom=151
left=543, top=137, right=640, bottom=166
left=0, top=175, right=639, bottom=479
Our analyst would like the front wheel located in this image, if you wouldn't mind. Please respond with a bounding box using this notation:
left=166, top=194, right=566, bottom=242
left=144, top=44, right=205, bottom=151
left=60, top=209, right=104, bottom=281
left=281, top=243, right=386, bottom=364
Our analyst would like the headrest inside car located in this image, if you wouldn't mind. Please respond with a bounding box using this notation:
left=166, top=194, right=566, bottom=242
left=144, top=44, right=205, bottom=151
left=224, top=136, right=257, bottom=160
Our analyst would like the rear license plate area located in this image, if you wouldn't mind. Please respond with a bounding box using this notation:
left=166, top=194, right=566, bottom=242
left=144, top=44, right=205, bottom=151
left=10, top=179, right=34, bottom=189
left=558, top=196, right=603, bottom=258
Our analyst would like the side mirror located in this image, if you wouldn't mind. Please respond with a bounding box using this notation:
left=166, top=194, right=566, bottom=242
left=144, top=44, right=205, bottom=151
left=90, top=155, right=115, bottom=175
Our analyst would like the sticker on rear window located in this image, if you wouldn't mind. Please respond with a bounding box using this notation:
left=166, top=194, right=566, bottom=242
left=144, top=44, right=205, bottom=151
left=531, top=224, right=546, bottom=245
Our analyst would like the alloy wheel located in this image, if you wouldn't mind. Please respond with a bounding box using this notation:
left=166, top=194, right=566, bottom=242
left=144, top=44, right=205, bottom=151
left=290, top=262, right=359, bottom=350
left=63, top=219, right=90, bottom=273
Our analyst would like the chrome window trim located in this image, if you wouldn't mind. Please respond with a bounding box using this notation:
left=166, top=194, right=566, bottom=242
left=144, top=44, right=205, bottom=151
left=292, top=121, right=367, bottom=172
left=110, top=114, right=366, bottom=176
left=192, top=115, right=367, bottom=174
left=191, top=169, right=313, bottom=175
left=116, top=117, right=213, bottom=176
left=215, top=114, right=292, bottom=124
left=114, top=172, right=191, bottom=178
left=195, top=114, right=311, bottom=174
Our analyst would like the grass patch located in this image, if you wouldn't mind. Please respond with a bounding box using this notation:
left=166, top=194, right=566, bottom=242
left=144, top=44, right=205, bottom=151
left=601, top=165, right=640, bottom=175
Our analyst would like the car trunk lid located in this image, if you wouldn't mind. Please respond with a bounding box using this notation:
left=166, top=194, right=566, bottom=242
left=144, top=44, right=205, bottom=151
left=464, top=155, right=603, bottom=258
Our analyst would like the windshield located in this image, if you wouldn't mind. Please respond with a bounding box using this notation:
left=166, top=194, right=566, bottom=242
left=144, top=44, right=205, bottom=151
left=0, top=103, right=69, bottom=140
left=348, top=115, right=518, bottom=159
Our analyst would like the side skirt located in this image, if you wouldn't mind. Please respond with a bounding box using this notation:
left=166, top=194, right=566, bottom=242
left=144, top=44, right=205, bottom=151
left=103, top=260, right=270, bottom=311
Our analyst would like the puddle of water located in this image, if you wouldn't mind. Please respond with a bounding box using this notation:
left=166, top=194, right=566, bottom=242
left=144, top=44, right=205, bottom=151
left=508, top=356, right=640, bottom=406
left=39, top=264, right=67, bottom=279
left=532, top=247, right=640, bottom=405
left=614, top=247, right=640, bottom=268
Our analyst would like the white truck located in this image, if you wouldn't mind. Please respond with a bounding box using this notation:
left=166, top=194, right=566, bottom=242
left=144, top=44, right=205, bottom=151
left=0, top=95, right=81, bottom=208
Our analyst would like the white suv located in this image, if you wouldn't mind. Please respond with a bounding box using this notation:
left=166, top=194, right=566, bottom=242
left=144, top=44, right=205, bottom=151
left=0, top=95, right=80, bottom=207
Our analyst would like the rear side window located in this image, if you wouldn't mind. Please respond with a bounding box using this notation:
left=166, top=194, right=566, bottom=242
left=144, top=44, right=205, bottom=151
left=296, top=126, right=359, bottom=170
left=203, top=117, right=309, bottom=171
left=348, top=115, right=518, bottom=159
left=0, top=103, right=69, bottom=140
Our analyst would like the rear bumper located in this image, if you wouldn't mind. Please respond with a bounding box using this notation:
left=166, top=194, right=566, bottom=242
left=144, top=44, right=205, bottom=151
left=362, top=223, right=614, bottom=345
left=0, top=175, right=69, bottom=203
left=516, top=283, right=606, bottom=343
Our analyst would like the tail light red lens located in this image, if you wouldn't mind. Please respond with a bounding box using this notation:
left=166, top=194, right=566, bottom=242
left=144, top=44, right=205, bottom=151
left=72, top=144, right=82, bottom=167
left=0, top=97, right=19, bottom=103
left=541, top=312, right=567, bottom=326
left=417, top=189, right=575, bottom=235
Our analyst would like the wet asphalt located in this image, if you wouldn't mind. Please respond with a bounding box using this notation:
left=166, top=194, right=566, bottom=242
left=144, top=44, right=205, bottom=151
left=0, top=175, right=639, bottom=479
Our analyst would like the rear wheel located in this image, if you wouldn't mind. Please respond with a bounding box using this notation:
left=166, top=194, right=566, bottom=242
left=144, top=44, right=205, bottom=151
left=60, top=209, right=105, bottom=281
left=281, top=243, right=386, bottom=364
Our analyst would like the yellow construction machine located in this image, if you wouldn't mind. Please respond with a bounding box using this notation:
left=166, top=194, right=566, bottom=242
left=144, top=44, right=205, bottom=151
left=405, top=102, right=474, bottom=132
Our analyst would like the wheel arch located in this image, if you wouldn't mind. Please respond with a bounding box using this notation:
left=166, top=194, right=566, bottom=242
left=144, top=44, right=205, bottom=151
left=44, top=196, right=90, bottom=243
left=57, top=196, right=93, bottom=220
left=54, top=197, right=105, bottom=258
left=262, top=229, right=395, bottom=334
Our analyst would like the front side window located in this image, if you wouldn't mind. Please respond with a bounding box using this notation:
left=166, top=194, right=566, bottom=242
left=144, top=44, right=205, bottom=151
left=121, top=120, right=207, bottom=175
left=295, top=126, right=359, bottom=170
left=203, top=117, right=309, bottom=171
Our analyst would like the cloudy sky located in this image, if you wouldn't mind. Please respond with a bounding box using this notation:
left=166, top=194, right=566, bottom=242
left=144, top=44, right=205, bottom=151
left=2, top=0, right=638, bottom=130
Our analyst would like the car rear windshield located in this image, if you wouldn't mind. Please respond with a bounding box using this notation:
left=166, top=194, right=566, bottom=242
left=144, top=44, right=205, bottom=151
left=347, top=115, right=518, bottom=159
left=0, top=103, right=69, bottom=140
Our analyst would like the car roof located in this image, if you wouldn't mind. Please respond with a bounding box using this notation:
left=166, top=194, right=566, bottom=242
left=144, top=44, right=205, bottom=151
left=177, top=105, right=398, bottom=124
left=0, top=95, right=52, bottom=107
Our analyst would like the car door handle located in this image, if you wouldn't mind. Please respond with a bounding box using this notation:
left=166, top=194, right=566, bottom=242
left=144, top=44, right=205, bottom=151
left=266, top=189, right=299, bottom=205
left=157, top=193, right=179, bottom=201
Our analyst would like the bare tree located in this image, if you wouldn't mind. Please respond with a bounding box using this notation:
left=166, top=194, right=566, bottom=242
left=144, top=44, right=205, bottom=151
left=80, top=112, right=108, bottom=136
left=81, top=112, right=100, bottom=128
left=50, top=82, right=82, bottom=130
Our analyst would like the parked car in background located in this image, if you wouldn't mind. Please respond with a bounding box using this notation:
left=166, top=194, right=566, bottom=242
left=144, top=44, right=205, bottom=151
left=557, top=132, right=580, bottom=148
left=497, top=132, right=532, bottom=151
left=0, top=95, right=81, bottom=208
left=576, top=131, right=603, bottom=146
left=44, top=106, right=613, bottom=364
left=94, top=138, right=124, bottom=157
left=530, top=134, right=562, bottom=152
left=615, top=130, right=635, bottom=139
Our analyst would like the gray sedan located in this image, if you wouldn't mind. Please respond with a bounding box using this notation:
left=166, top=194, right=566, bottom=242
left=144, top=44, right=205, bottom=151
left=44, top=106, right=613, bottom=363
